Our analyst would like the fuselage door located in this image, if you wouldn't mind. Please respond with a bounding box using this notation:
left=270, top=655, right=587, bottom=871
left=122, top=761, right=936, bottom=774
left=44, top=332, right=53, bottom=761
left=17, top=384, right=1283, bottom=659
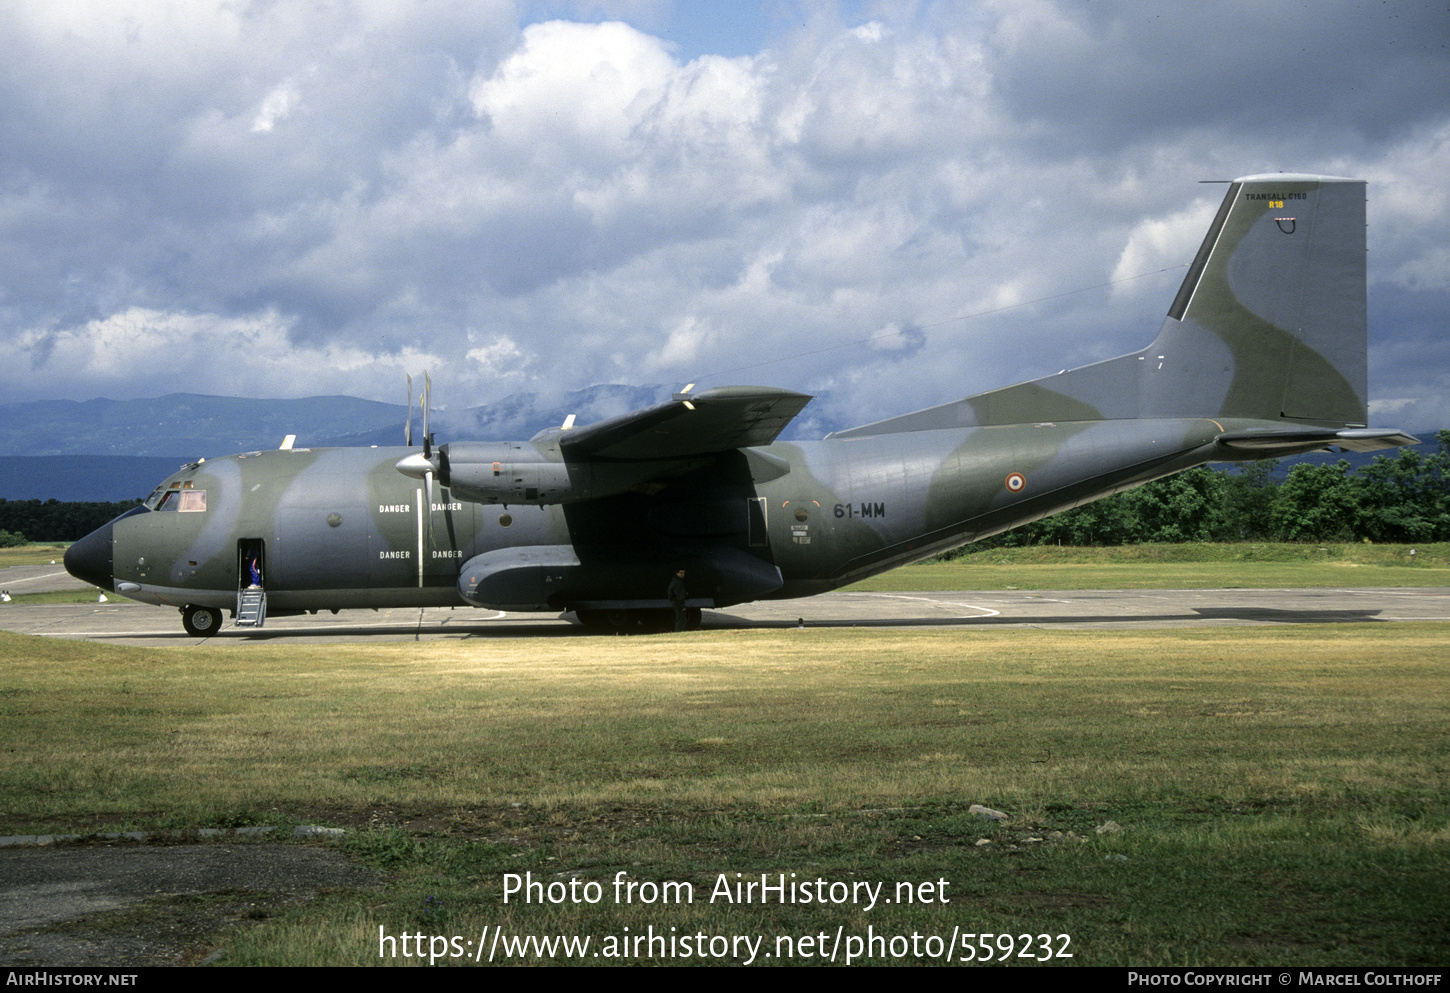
left=238, top=538, right=265, bottom=589
left=236, top=538, right=267, bottom=627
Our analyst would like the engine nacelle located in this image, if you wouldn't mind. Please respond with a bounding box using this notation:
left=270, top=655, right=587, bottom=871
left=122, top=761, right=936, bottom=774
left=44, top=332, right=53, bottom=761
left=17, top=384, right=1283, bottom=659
left=399, top=442, right=701, bottom=507
left=438, top=442, right=667, bottom=506
left=447, top=456, right=577, bottom=505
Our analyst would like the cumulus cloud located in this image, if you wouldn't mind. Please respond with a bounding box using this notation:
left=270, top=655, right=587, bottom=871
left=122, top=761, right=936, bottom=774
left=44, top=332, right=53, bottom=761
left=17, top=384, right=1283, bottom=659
left=251, top=81, right=302, bottom=134
left=0, top=0, right=1446, bottom=434
left=466, top=333, right=532, bottom=376
left=13, top=306, right=447, bottom=400
left=1111, top=199, right=1218, bottom=294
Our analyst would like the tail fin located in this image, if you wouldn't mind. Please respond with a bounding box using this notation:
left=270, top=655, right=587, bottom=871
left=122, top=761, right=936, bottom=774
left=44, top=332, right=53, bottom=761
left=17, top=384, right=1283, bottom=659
left=1154, top=174, right=1366, bottom=426
left=833, top=174, right=1370, bottom=438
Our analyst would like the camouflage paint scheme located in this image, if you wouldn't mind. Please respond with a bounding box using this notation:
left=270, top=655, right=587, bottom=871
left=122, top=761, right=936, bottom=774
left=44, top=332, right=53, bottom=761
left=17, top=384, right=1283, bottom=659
left=64, top=176, right=1418, bottom=634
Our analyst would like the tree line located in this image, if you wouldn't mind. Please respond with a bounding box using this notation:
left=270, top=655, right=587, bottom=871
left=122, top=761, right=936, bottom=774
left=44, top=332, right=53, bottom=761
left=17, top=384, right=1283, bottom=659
left=971, top=430, right=1449, bottom=548
left=0, top=499, right=142, bottom=545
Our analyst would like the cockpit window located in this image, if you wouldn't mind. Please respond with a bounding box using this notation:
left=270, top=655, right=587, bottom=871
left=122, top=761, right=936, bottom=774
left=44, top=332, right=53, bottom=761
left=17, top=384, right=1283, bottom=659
left=149, top=480, right=205, bottom=512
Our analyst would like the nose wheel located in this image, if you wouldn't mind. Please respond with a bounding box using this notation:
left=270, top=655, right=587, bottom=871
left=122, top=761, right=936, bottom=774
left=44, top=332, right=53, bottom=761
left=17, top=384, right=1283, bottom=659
left=181, top=604, right=222, bottom=637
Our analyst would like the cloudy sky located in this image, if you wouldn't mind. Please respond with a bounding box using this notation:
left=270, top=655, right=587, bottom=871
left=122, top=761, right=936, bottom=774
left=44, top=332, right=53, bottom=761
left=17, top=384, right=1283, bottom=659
left=3, top=0, right=1447, bottom=435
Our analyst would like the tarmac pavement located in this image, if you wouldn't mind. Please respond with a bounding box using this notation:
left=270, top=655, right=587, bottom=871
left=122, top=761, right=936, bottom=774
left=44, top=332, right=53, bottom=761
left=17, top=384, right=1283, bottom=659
left=1, top=558, right=1447, bottom=643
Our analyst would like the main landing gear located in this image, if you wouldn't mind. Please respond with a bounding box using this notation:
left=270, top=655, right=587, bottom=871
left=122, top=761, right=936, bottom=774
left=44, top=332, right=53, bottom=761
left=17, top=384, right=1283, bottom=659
left=181, top=604, right=222, bottom=637
left=574, top=607, right=701, bottom=633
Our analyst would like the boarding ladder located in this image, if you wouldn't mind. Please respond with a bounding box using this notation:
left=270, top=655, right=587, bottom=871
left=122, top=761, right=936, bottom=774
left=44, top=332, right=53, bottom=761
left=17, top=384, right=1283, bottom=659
left=236, top=587, right=267, bottom=628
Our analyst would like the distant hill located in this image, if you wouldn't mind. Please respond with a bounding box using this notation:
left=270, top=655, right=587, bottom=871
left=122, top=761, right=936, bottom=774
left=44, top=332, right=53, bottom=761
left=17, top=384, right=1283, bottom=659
left=0, top=456, right=188, bottom=502
left=0, top=384, right=824, bottom=500
left=0, top=386, right=682, bottom=459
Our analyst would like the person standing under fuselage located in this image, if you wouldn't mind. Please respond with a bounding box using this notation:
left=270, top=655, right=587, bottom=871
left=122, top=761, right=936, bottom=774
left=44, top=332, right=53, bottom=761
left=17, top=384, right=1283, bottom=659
left=668, top=568, right=689, bottom=632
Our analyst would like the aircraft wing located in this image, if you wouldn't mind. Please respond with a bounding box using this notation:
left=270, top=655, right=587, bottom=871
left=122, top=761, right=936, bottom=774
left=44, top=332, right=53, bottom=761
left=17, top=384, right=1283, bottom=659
left=558, top=386, right=813, bottom=460
left=1216, top=427, right=1420, bottom=457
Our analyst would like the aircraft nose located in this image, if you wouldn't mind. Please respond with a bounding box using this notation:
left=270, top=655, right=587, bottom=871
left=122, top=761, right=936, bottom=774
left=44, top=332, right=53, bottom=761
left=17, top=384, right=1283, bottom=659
left=64, top=519, right=115, bottom=592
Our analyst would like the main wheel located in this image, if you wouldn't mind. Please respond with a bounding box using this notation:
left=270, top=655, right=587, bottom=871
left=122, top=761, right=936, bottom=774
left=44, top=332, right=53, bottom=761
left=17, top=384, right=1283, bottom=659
left=574, top=609, right=659, bottom=633
left=181, top=604, right=222, bottom=637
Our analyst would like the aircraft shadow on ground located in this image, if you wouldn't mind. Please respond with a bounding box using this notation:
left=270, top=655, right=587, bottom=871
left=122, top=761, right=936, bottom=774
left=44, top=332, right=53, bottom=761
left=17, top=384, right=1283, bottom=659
left=706, top=608, right=1387, bottom=629
left=78, top=620, right=580, bottom=641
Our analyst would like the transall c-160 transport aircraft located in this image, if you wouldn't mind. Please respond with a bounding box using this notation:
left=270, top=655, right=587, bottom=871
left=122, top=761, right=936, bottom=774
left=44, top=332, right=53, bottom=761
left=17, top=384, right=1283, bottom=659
left=65, top=175, right=1417, bottom=635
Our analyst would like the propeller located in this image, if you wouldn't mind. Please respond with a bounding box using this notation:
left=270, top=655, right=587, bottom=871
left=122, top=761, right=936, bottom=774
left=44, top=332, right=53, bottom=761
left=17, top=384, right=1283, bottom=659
left=396, top=371, right=439, bottom=547
left=404, top=374, right=413, bottom=446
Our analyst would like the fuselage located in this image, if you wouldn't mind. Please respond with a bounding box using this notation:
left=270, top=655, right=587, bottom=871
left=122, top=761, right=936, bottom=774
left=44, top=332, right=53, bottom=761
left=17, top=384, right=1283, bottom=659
left=65, top=415, right=1238, bottom=621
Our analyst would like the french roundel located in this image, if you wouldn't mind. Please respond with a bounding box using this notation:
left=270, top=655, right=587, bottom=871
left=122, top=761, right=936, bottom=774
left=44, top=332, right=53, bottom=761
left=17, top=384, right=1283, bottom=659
left=1005, top=472, right=1026, bottom=493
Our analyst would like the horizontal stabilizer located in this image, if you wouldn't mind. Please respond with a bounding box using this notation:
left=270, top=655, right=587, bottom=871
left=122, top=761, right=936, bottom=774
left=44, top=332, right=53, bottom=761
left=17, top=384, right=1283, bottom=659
left=560, top=386, right=812, bottom=460
left=1216, top=427, right=1420, bottom=458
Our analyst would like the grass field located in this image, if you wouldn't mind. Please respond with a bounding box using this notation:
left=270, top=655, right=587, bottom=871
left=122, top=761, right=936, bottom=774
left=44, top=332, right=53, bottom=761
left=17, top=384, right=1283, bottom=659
left=0, top=544, right=68, bottom=569
left=2, top=620, right=1446, bottom=967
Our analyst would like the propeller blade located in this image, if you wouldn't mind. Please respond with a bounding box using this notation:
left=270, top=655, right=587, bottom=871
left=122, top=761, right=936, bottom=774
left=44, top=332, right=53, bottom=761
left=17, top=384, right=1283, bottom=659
left=422, top=371, right=432, bottom=458
left=405, top=374, right=413, bottom=447
left=415, top=372, right=436, bottom=545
